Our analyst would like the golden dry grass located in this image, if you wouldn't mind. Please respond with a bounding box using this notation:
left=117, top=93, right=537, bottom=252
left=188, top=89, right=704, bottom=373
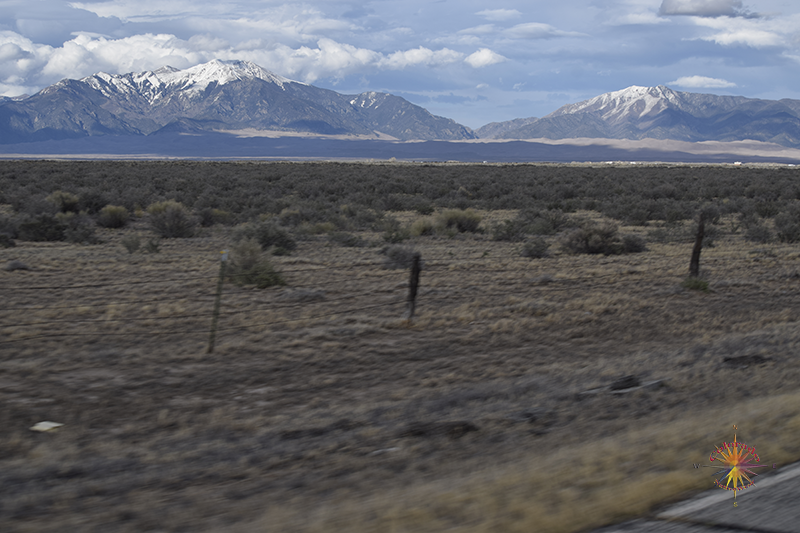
left=2, top=211, right=800, bottom=532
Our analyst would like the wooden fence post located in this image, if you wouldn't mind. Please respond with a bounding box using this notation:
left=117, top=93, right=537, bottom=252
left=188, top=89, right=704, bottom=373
left=689, top=213, right=705, bottom=278
left=405, top=253, right=421, bottom=322
left=207, top=250, right=228, bottom=354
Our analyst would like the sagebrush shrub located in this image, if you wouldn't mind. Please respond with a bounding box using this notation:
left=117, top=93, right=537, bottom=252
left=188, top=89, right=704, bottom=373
left=46, top=190, right=80, bottom=213
left=77, top=190, right=109, bottom=215
left=17, top=214, right=66, bottom=242
left=745, top=223, right=773, bottom=243
left=147, top=200, right=196, bottom=238
left=492, top=219, right=527, bottom=242
left=774, top=205, right=800, bottom=243
left=61, top=213, right=100, bottom=244
left=97, top=205, right=129, bottom=228
left=382, top=217, right=410, bottom=243
left=521, top=237, right=550, bottom=258
left=234, top=221, right=297, bottom=252
left=437, top=209, right=482, bottom=233
left=227, top=238, right=285, bottom=288
left=560, top=221, right=622, bottom=255
left=144, top=237, right=161, bottom=253
left=0, top=216, right=18, bottom=239
left=121, top=234, right=141, bottom=254
left=410, top=217, right=437, bottom=237
left=621, top=234, right=647, bottom=253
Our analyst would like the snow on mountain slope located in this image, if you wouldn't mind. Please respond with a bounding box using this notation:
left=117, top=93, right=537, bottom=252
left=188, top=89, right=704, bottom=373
left=82, top=60, right=297, bottom=104
left=0, top=59, right=476, bottom=142
left=548, top=86, right=684, bottom=124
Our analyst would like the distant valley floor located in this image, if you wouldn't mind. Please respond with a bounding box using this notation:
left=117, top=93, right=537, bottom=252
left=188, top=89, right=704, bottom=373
left=2, top=132, right=800, bottom=164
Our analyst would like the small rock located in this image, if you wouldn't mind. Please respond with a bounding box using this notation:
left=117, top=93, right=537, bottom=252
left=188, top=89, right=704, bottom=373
left=30, top=421, right=63, bottom=432
left=4, top=260, right=29, bottom=271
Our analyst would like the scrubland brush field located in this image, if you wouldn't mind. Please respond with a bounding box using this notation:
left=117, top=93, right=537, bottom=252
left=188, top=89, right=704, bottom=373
left=2, top=161, right=800, bottom=532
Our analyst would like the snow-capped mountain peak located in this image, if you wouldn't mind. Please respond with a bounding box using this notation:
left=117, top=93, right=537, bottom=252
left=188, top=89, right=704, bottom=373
left=80, top=59, right=298, bottom=103
left=549, top=85, right=683, bottom=123
left=158, top=59, right=295, bottom=92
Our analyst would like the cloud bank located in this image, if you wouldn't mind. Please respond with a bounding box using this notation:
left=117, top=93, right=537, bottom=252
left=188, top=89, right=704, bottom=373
left=668, top=75, right=736, bottom=88
left=658, top=0, right=748, bottom=18
left=1, top=0, right=799, bottom=129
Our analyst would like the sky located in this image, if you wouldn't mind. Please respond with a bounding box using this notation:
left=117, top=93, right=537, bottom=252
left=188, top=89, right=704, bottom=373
left=1, top=0, right=799, bottom=129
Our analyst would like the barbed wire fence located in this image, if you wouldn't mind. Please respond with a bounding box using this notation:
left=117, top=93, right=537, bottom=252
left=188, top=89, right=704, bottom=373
left=0, top=246, right=686, bottom=350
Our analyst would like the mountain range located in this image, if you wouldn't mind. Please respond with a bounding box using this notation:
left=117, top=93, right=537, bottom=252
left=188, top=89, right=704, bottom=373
left=477, top=85, right=800, bottom=148
left=1, top=60, right=800, bottom=161
left=0, top=59, right=473, bottom=143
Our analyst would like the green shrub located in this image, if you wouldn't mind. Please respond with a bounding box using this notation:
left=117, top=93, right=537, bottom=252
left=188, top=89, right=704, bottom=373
left=414, top=201, right=435, bottom=215
left=17, top=214, right=66, bottom=242
left=382, top=217, right=410, bottom=243
left=560, top=221, right=622, bottom=255
left=621, top=234, right=648, bottom=253
left=681, top=277, right=709, bottom=292
left=147, top=200, right=196, bottom=238
left=774, top=205, right=800, bottom=243
left=61, top=213, right=100, bottom=244
left=121, top=234, right=141, bottom=254
left=197, top=207, right=232, bottom=227
left=144, top=237, right=161, bottom=254
left=227, top=238, right=285, bottom=288
left=0, top=216, right=18, bottom=239
left=492, top=219, right=528, bottom=242
left=46, top=190, right=80, bottom=213
left=521, top=237, right=550, bottom=259
left=410, top=217, right=437, bottom=237
left=437, top=208, right=482, bottom=233
left=77, top=190, right=109, bottom=215
left=745, top=223, right=773, bottom=243
left=97, top=205, right=130, bottom=228
left=235, top=221, right=297, bottom=252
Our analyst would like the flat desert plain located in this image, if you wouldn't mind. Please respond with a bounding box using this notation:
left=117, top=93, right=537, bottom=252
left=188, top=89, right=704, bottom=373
left=2, top=168, right=800, bottom=532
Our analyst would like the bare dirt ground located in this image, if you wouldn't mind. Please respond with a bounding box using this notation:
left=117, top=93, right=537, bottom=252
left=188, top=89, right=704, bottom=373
left=3, top=215, right=800, bottom=532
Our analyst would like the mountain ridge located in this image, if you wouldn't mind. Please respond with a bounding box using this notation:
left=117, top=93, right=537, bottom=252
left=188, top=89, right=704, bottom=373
left=481, top=86, right=800, bottom=148
left=0, top=59, right=475, bottom=143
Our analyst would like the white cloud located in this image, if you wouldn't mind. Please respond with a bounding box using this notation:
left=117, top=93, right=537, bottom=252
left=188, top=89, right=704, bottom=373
left=476, top=9, right=522, bottom=22
left=613, top=12, right=670, bottom=25
left=505, top=22, right=582, bottom=39
left=692, top=16, right=791, bottom=48
left=68, top=0, right=223, bottom=22
left=0, top=29, right=477, bottom=95
left=464, top=48, right=506, bottom=68
left=658, top=0, right=748, bottom=18
left=379, top=47, right=463, bottom=69
left=668, top=75, right=736, bottom=88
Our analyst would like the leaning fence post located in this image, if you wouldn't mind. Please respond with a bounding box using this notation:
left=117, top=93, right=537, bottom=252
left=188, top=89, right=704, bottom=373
left=405, top=252, right=421, bottom=322
left=689, top=213, right=705, bottom=278
left=207, top=250, right=228, bottom=354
